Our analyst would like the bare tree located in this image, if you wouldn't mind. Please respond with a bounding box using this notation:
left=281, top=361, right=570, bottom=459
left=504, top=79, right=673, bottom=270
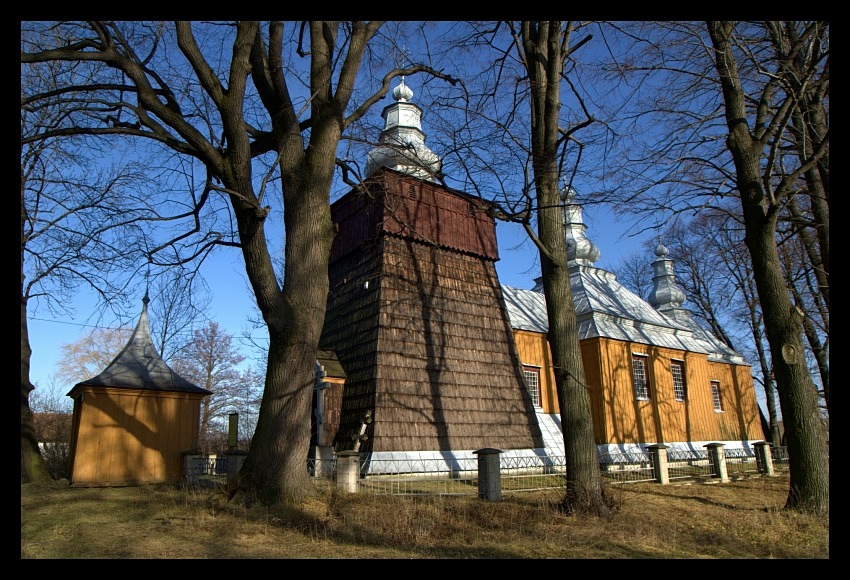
left=21, top=78, right=153, bottom=482
left=706, top=20, right=828, bottom=515
left=172, top=322, right=260, bottom=454
left=29, top=377, right=74, bottom=480
left=432, top=21, right=612, bottom=516
left=513, top=21, right=612, bottom=516
left=609, top=248, right=656, bottom=300
left=55, top=326, right=133, bottom=385
left=778, top=231, right=828, bottom=415
left=22, top=21, right=457, bottom=504
left=577, top=20, right=827, bottom=515
left=20, top=27, right=222, bottom=482
left=147, top=268, right=211, bottom=363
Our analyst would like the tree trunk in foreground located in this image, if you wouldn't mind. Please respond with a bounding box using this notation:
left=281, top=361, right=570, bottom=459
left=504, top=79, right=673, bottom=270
left=521, top=20, right=611, bottom=517
left=708, top=21, right=828, bottom=515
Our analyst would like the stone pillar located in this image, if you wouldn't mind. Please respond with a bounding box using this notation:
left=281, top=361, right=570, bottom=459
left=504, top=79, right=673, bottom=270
left=754, top=441, right=775, bottom=476
left=474, top=448, right=502, bottom=501
left=336, top=451, right=360, bottom=493
left=224, top=449, right=248, bottom=483
left=227, top=413, right=239, bottom=450
left=182, top=450, right=203, bottom=485
left=705, top=443, right=729, bottom=483
left=647, top=444, right=669, bottom=484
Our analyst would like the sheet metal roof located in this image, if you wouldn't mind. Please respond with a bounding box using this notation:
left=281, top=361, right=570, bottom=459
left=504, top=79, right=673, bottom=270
left=69, top=297, right=211, bottom=396
left=502, top=265, right=747, bottom=365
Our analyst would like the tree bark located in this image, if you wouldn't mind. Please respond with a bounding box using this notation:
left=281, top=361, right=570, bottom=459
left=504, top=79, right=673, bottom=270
left=707, top=21, right=828, bottom=515
left=521, top=21, right=610, bottom=517
left=21, top=167, right=49, bottom=483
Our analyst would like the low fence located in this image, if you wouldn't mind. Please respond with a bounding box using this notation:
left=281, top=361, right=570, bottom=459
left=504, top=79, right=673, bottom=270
left=184, top=443, right=790, bottom=497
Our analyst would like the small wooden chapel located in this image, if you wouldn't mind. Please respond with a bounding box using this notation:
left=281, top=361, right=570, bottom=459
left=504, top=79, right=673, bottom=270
left=66, top=293, right=211, bottom=486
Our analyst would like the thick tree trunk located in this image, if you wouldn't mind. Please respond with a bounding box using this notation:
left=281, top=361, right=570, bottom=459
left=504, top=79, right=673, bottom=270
left=21, top=297, right=49, bottom=483
left=538, top=194, right=610, bottom=517
left=229, top=120, right=338, bottom=504
left=228, top=188, right=334, bottom=503
left=236, top=335, right=317, bottom=503
left=746, top=225, right=828, bottom=514
left=708, top=21, right=829, bottom=515
left=520, top=20, right=610, bottom=517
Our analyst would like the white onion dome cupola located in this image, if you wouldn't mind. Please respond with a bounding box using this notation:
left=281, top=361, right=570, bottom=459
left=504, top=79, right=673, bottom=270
left=365, top=76, right=442, bottom=182
left=561, top=185, right=601, bottom=267
left=647, top=239, right=687, bottom=313
left=531, top=185, right=601, bottom=292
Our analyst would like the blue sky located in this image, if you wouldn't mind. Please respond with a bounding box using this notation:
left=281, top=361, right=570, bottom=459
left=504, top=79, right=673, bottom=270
left=26, top=199, right=645, bottom=398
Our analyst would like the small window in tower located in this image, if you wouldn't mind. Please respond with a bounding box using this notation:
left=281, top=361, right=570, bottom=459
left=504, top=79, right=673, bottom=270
left=408, top=184, right=417, bottom=199
left=468, top=202, right=476, bottom=217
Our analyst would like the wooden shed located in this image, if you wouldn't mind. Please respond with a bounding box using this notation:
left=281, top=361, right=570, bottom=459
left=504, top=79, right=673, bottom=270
left=66, top=295, right=211, bottom=487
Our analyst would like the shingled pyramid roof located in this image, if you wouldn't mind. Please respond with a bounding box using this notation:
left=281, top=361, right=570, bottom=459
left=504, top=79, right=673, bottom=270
left=68, top=295, right=211, bottom=396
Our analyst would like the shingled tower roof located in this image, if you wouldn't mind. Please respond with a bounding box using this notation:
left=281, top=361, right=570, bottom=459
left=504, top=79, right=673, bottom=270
left=69, top=294, right=211, bottom=396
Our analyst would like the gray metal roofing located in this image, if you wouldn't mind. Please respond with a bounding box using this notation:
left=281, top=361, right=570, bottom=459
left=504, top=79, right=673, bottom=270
left=501, top=265, right=747, bottom=365
left=70, top=302, right=211, bottom=395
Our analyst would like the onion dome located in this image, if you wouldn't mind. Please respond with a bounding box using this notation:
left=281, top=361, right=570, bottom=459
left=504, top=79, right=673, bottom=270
left=365, top=77, right=442, bottom=181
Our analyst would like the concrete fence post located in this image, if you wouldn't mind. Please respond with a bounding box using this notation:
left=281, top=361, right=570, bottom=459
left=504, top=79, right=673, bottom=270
left=647, top=444, right=669, bottom=484
left=182, top=450, right=202, bottom=485
left=335, top=450, right=360, bottom=493
left=474, top=448, right=502, bottom=501
left=754, top=441, right=775, bottom=476
left=705, top=443, right=729, bottom=483
left=224, top=449, right=248, bottom=483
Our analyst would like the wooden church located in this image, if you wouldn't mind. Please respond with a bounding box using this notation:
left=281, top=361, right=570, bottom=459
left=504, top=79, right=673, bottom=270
left=501, top=189, right=764, bottom=458
left=318, top=79, right=544, bottom=470
left=66, top=294, right=211, bottom=486
left=312, top=78, right=764, bottom=472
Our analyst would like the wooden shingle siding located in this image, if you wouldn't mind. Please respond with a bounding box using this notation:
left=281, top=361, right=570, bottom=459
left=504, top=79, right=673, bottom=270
left=322, top=174, right=543, bottom=454
left=329, top=170, right=499, bottom=264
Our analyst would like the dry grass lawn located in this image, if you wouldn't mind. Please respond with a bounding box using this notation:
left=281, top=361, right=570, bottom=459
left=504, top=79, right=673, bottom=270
left=21, top=472, right=828, bottom=559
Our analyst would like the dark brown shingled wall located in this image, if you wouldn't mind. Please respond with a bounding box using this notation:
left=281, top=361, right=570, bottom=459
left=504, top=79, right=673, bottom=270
left=321, top=168, right=543, bottom=453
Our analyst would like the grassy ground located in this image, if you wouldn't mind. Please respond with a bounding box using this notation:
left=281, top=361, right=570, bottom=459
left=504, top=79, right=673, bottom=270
left=21, top=472, right=827, bottom=559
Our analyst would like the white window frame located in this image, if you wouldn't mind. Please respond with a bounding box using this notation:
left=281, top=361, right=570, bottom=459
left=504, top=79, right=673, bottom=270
left=671, top=359, right=687, bottom=402
left=710, top=380, right=724, bottom=412
left=632, top=353, right=650, bottom=401
left=522, top=366, right=542, bottom=408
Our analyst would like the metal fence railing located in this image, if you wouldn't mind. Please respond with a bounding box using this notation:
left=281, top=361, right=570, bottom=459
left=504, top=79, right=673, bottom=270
left=724, top=447, right=762, bottom=478
left=771, top=446, right=790, bottom=470
left=189, top=444, right=799, bottom=494
left=359, top=457, right=478, bottom=496
left=184, top=455, right=229, bottom=487
left=666, top=449, right=714, bottom=480
left=599, top=451, right=656, bottom=484
left=500, top=454, right=567, bottom=493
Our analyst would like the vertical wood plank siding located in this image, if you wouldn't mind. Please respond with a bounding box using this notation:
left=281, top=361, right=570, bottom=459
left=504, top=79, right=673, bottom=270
left=68, top=388, right=203, bottom=486
left=512, top=330, right=762, bottom=446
